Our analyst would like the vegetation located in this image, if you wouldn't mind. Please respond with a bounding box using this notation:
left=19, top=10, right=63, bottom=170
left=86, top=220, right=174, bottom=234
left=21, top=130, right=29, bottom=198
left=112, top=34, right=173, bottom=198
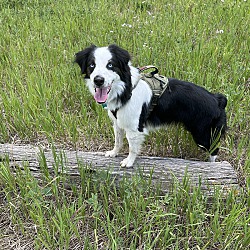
left=0, top=0, right=249, bottom=249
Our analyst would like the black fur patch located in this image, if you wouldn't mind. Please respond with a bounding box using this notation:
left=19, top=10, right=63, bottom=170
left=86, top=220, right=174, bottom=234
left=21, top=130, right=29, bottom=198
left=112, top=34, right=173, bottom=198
left=75, top=45, right=97, bottom=78
left=108, top=44, right=133, bottom=106
left=147, top=78, right=227, bottom=155
left=138, top=103, right=149, bottom=132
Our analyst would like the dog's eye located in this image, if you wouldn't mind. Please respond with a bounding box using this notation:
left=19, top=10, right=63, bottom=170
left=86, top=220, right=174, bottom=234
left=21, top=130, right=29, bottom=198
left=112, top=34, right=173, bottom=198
left=89, top=63, right=95, bottom=68
left=107, top=63, right=113, bottom=68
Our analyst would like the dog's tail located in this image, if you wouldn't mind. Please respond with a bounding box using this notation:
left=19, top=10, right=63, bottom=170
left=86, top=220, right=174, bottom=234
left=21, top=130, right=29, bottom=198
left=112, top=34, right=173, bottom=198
left=215, top=93, right=227, bottom=109
left=213, top=93, right=228, bottom=135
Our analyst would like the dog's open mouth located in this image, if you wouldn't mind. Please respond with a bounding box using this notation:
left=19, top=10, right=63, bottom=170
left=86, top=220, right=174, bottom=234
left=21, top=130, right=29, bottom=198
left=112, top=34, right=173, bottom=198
left=94, top=86, right=111, bottom=104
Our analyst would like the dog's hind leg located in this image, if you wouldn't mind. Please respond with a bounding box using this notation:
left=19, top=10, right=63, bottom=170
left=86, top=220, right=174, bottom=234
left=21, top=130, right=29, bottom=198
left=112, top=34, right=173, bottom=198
left=209, top=155, right=217, bottom=162
left=105, top=121, right=124, bottom=158
left=192, top=128, right=221, bottom=162
left=209, top=146, right=219, bottom=162
left=120, top=131, right=145, bottom=167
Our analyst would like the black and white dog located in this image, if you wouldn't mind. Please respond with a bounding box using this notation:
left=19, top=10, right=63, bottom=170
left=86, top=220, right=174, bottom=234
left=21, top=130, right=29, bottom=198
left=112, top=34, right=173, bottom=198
left=75, top=44, right=227, bottom=167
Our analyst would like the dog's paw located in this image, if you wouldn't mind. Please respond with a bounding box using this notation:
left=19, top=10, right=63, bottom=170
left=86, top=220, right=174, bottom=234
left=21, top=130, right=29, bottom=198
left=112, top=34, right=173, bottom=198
left=120, top=157, right=134, bottom=168
left=209, top=155, right=217, bottom=162
left=105, top=150, right=118, bottom=158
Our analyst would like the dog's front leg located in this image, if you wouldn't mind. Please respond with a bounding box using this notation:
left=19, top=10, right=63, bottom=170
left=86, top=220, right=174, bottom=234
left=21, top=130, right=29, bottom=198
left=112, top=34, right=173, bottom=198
left=105, top=120, right=124, bottom=158
left=120, top=131, right=145, bottom=167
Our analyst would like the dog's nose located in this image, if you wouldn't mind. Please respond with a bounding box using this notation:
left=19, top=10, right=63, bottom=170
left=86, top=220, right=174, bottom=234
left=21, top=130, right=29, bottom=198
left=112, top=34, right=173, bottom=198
left=94, top=76, right=105, bottom=87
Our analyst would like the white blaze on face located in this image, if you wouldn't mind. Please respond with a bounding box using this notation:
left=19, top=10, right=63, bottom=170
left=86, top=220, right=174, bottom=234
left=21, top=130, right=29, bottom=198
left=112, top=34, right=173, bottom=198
left=91, top=47, right=112, bottom=80
left=90, top=47, right=120, bottom=103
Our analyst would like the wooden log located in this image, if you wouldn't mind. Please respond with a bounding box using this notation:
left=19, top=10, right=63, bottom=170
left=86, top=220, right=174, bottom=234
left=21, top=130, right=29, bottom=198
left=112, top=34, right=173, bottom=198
left=0, top=144, right=238, bottom=194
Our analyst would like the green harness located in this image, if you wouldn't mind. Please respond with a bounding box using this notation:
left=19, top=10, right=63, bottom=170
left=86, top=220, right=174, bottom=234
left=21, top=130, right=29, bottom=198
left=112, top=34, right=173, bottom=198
left=139, top=65, right=169, bottom=113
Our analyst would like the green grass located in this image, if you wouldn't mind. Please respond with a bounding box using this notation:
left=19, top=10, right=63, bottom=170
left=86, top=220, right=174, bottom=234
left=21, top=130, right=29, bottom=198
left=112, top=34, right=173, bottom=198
left=0, top=0, right=250, bottom=249
left=0, top=155, right=249, bottom=249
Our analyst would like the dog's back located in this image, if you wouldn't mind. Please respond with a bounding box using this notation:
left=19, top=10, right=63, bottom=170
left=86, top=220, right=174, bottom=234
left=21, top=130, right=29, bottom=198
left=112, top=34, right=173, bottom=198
left=146, top=78, right=227, bottom=155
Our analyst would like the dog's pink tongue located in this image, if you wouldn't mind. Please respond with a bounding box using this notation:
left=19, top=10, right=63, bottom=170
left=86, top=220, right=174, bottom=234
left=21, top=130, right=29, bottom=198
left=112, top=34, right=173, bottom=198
left=94, top=87, right=109, bottom=103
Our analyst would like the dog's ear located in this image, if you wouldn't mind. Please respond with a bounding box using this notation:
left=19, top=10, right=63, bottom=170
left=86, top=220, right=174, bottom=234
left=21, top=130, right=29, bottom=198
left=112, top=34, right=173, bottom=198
left=75, top=45, right=96, bottom=74
left=108, top=44, right=131, bottom=65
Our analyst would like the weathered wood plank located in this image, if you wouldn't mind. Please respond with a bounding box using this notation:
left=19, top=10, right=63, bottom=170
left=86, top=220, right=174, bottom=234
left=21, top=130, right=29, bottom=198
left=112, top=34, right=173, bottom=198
left=0, top=144, right=238, bottom=194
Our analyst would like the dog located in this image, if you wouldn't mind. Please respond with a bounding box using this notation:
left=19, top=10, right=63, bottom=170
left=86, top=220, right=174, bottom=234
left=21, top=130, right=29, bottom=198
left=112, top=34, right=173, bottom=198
left=75, top=44, right=227, bottom=167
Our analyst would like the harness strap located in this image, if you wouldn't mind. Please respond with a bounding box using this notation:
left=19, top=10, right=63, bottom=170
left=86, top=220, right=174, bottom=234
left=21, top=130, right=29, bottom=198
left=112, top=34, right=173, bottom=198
left=139, top=65, right=159, bottom=75
left=139, top=65, right=169, bottom=113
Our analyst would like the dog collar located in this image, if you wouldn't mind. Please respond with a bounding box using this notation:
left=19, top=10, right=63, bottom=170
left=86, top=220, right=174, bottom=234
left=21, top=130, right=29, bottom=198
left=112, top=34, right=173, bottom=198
left=100, top=102, right=117, bottom=118
left=100, top=102, right=118, bottom=119
left=101, top=103, right=107, bottom=109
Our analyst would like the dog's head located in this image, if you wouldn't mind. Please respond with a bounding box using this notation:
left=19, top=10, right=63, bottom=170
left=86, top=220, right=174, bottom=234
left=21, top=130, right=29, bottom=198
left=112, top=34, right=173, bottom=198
left=75, top=44, right=132, bottom=104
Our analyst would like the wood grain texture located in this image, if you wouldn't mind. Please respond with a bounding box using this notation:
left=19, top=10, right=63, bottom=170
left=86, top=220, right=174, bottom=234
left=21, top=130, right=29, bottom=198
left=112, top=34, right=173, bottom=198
left=0, top=144, right=238, bottom=194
